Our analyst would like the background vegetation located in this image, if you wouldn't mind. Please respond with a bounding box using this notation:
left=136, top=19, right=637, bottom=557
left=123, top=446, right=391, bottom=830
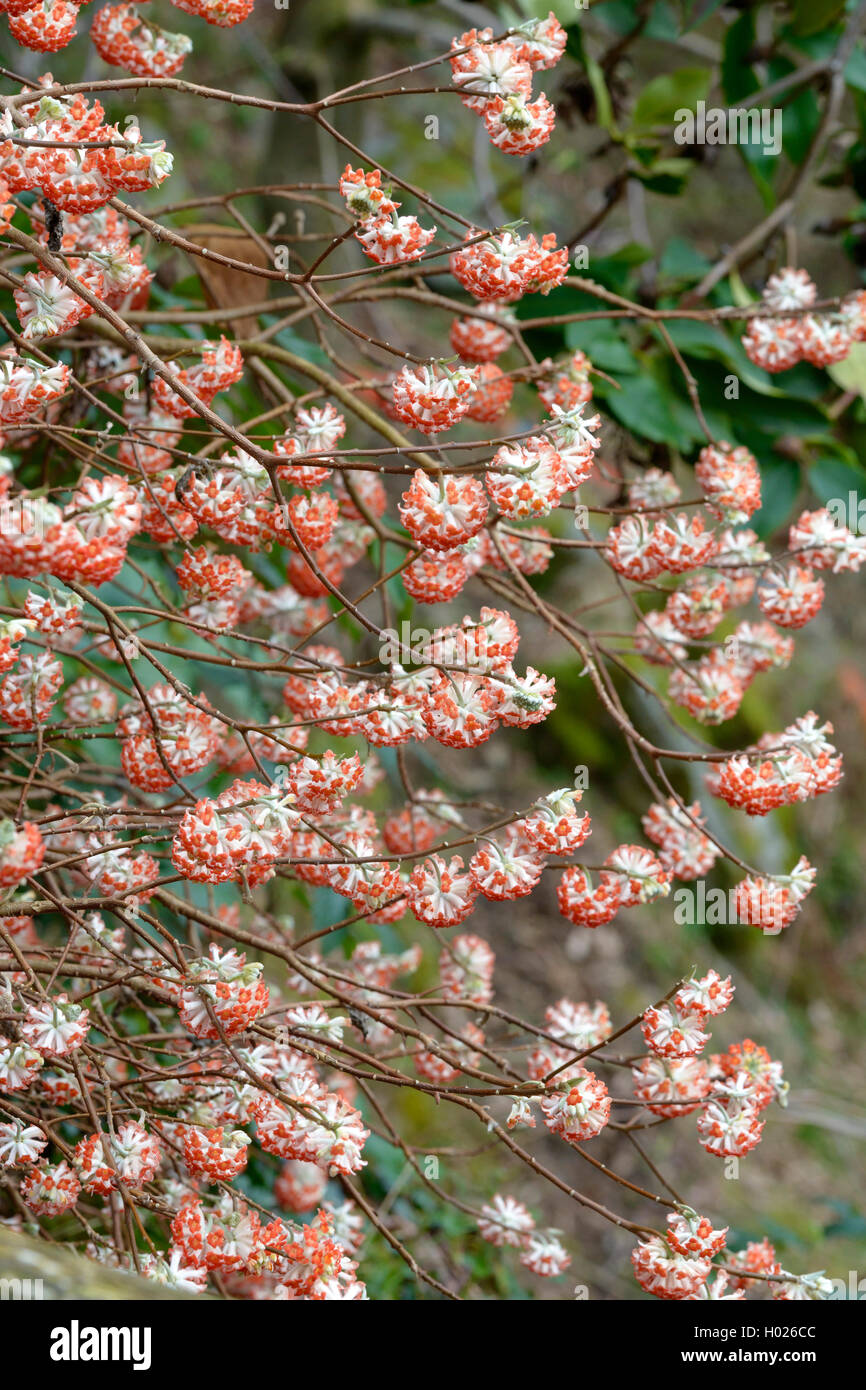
left=4, top=0, right=866, bottom=1298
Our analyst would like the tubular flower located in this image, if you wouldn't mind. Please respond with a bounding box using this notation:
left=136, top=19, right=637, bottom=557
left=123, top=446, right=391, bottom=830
left=402, top=549, right=468, bottom=604
left=171, top=780, right=298, bottom=884
left=19, top=993, right=89, bottom=1055
left=556, top=867, right=621, bottom=928
left=604, top=516, right=663, bottom=582
left=421, top=671, right=503, bottom=748
left=486, top=436, right=567, bottom=518
left=664, top=572, right=729, bottom=639
left=355, top=213, right=435, bottom=266
left=632, top=1055, right=710, bottom=1118
left=788, top=507, right=866, bottom=573
left=545, top=998, right=611, bottom=1051
left=274, top=1160, right=328, bottom=1213
left=538, top=350, right=593, bottom=414
left=283, top=750, right=363, bottom=814
left=0, top=818, right=45, bottom=888
left=339, top=164, right=397, bottom=220
left=0, top=1042, right=44, bottom=1093
left=406, top=854, right=478, bottom=928
left=733, top=868, right=810, bottom=934
left=627, top=467, right=680, bottom=513
left=8, top=1, right=80, bottom=54
left=641, top=799, right=719, bottom=880
left=540, top=1066, right=611, bottom=1142
left=399, top=469, right=488, bottom=550
left=465, top=362, right=513, bottom=422
left=0, top=618, right=33, bottom=673
left=450, top=230, right=567, bottom=301
left=477, top=1193, right=535, bottom=1248
left=449, top=32, right=533, bottom=114
left=758, top=562, right=825, bottom=628
left=90, top=6, right=193, bottom=78
left=0, top=1119, right=48, bottom=1165
left=439, top=934, right=495, bottom=1005
left=509, top=14, right=567, bottom=70
left=641, top=1002, right=710, bottom=1059
left=631, top=1235, right=712, bottom=1300
left=176, top=546, right=250, bottom=600
left=675, top=970, right=734, bottom=1018
left=0, top=356, right=70, bottom=425
left=178, top=948, right=270, bottom=1039
left=469, top=833, right=544, bottom=900
left=799, top=314, right=852, bottom=367
left=651, top=513, right=717, bottom=573
left=604, top=845, right=671, bottom=905
left=668, top=652, right=746, bottom=725
left=171, top=1196, right=265, bottom=1273
left=696, top=1090, right=765, bottom=1158
left=391, top=365, right=478, bottom=434
left=728, top=620, right=794, bottom=676
left=666, top=1209, right=728, bottom=1259
left=449, top=305, right=512, bottom=362
left=694, top=442, right=761, bottom=524
left=74, top=1122, right=161, bottom=1193
left=482, top=93, right=556, bottom=156
left=20, top=1160, right=81, bottom=1216
left=151, top=337, right=243, bottom=418
left=741, top=317, right=803, bottom=372
left=519, top=788, right=591, bottom=856
left=14, top=270, right=92, bottom=339
left=169, top=0, right=256, bottom=27
left=714, top=1039, right=787, bottom=1110
left=726, top=1238, right=782, bottom=1291
left=520, top=1230, right=572, bottom=1277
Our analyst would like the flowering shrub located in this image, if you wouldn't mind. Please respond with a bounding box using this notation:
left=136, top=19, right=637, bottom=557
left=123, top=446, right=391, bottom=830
left=0, top=4, right=863, bottom=1302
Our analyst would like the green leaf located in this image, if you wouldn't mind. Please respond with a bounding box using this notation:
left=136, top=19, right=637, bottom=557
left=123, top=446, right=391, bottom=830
left=630, top=156, right=694, bottom=195
left=565, top=22, right=617, bottom=135
left=722, top=11, right=758, bottom=105
left=658, top=236, right=713, bottom=282
left=844, top=44, right=866, bottom=93
left=631, top=66, right=712, bottom=132
left=750, top=457, right=802, bottom=536
left=809, top=455, right=866, bottom=510
left=590, top=1, right=680, bottom=40
left=822, top=1200, right=866, bottom=1240
left=739, top=394, right=828, bottom=438
left=660, top=319, right=780, bottom=395
left=728, top=269, right=756, bottom=308
left=765, top=58, right=821, bottom=165
left=272, top=324, right=330, bottom=367
left=575, top=244, right=652, bottom=297
left=564, top=321, right=638, bottom=373
left=586, top=57, right=617, bottom=136
left=600, top=369, right=701, bottom=450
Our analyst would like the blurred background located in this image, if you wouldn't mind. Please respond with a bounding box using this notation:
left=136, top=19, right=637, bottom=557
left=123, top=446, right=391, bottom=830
left=6, top=0, right=866, bottom=1298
